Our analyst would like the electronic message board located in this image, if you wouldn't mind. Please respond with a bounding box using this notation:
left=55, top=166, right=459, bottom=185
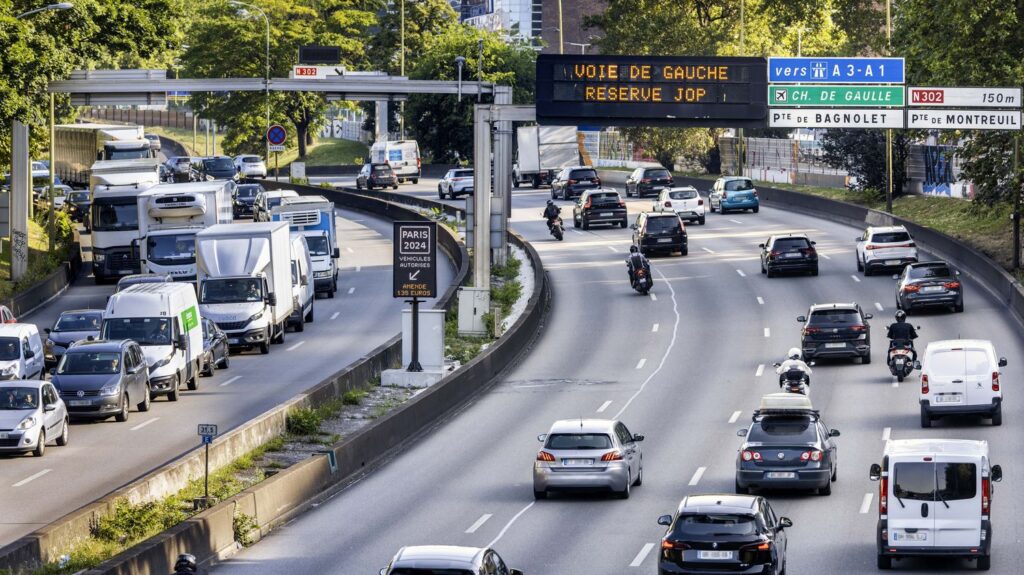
left=536, top=55, right=768, bottom=127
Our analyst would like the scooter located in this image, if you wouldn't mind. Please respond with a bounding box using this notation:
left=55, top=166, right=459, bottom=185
left=631, top=265, right=653, bottom=295
left=888, top=341, right=920, bottom=382
left=547, top=216, right=564, bottom=241
left=773, top=363, right=811, bottom=395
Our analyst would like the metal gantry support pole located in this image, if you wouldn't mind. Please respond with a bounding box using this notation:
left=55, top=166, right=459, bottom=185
left=472, top=104, right=491, bottom=290
left=1014, top=133, right=1021, bottom=269
left=491, top=86, right=513, bottom=267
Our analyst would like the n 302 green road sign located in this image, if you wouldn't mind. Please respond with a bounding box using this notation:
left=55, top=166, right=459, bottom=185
left=769, top=85, right=904, bottom=107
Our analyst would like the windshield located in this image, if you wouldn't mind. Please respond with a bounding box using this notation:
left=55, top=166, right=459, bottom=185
left=0, top=337, right=20, bottom=361
left=267, top=197, right=285, bottom=209
left=107, top=149, right=150, bottom=160
left=646, top=169, right=671, bottom=179
left=57, top=352, right=121, bottom=375
left=909, top=264, right=952, bottom=279
left=871, top=231, right=911, bottom=243
left=894, top=462, right=977, bottom=502
left=927, top=349, right=990, bottom=377
left=241, top=157, right=262, bottom=164
left=200, top=278, right=264, bottom=304
left=671, top=514, right=760, bottom=537
left=305, top=236, right=330, bottom=256
left=772, top=238, right=811, bottom=251
left=236, top=185, right=261, bottom=198
left=92, top=197, right=139, bottom=232
left=102, top=318, right=172, bottom=346
left=68, top=192, right=90, bottom=202
left=669, top=190, right=698, bottom=200
left=0, top=387, right=37, bottom=410
left=747, top=417, right=817, bottom=443
left=54, top=312, right=102, bottom=332
left=545, top=433, right=612, bottom=450
left=371, top=165, right=393, bottom=175
left=147, top=233, right=196, bottom=265
left=724, top=179, right=754, bottom=191
left=203, top=158, right=234, bottom=171
left=453, top=170, right=473, bottom=178
left=388, top=570, right=474, bottom=575
left=646, top=216, right=682, bottom=233
left=808, top=309, right=860, bottom=325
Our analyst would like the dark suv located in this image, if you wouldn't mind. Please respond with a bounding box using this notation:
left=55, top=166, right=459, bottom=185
left=760, top=234, right=818, bottom=277
left=895, top=260, right=964, bottom=313
left=199, top=156, right=238, bottom=181
left=633, top=212, right=688, bottom=256
left=550, top=166, right=600, bottom=200
left=232, top=183, right=264, bottom=218
left=356, top=163, right=398, bottom=190
left=657, top=494, right=790, bottom=575
left=573, top=189, right=627, bottom=229
left=625, top=166, right=674, bottom=198
left=798, top=303, right=872, bottom=363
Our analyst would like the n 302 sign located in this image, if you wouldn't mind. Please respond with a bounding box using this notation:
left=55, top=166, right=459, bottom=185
left=908, top=87, right=1021, bottom=108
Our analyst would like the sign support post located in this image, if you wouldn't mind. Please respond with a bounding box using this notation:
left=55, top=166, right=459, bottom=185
left=393, top=221, right=437, bottom=372
left=196, top=424, right=218, bottom=509
left=266, top=124, right=288, bottom=181
left=407, top=297, right=422, bottom=372
left=1015, top=133, right=1021, bottom=269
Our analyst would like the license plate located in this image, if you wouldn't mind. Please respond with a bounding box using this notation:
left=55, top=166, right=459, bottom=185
left=562, top=459, right=593, bottom=466
left=119, top=269, right=133, bottom=275
left=785, top=252, right=802, bottom=258
left=885, top=259, right=901, bottom=266
left=767, top=472, right=796, bottom=479
left=658, top=238, right=673, bottom=243
left=0, top=432, right=7, bottom=439
left=601, top=212, right=613, bottom=217
left=68, top=400, right=91, bottom=406
left=935, top=394, right=962, bottom=403
left=922, top=285, right=944, bottom=293
left=825, top=342, right=846, bottom=348
left=652, top=186, right=663, bottom=191
left=895, top=532, right=927, bottom=542
left=229, top=338, right=242, bottom=345
left=697, top=550, right=733, bottom=560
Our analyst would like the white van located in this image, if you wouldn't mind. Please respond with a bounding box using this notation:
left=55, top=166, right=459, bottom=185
left=0, top=324, right=45, bottom=380
left=370, top=140, right=420, bottom=184
left=869, top=439, right=1002, bottom=570
left=288, top=234, right=314, bottom=331
left=920, top=340, right=1006, bottom=427
left=102, top=283, right=203, bottom=401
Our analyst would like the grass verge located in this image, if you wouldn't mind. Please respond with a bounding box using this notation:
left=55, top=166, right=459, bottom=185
left=0, top=209, right=75, bottom=302
left=147, top=128, right=367, bottom=168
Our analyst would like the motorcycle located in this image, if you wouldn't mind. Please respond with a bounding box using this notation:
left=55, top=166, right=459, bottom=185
left=888, top=340, right=920, bottom=382
left=547, top=216, right=564, bottom=241
left=773, top=362, right=811, bottom=396
left=631, top=265, right=653, bottom=294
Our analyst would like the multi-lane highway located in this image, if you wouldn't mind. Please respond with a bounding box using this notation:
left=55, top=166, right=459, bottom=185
left=209, top=182, right=1024, bottom=574
left=0, top=207, right=454, bottom=545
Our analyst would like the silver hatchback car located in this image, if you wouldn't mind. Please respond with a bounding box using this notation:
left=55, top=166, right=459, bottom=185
left=533, top=418, right=644, bottom=499
left=0, top=380, right=69, bottom=457
left=380, top=545, right=523, bottom=575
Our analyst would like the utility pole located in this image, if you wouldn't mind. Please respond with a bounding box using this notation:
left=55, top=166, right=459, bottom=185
left=1014, top=133, right=1021, bottom=269
left=399, top=0, right=405, bottom=139
left=737, top=0, right=745, bottom=177
left=557, top=0, right=564, bottom=54
left=885, top=0, right=894, bottom=213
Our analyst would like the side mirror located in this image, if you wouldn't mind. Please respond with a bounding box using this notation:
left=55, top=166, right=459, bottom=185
left=991, top=464, right=1003, bottom=482
left=301, top=275, right=308, bottom=286
left=869, top=463, right=882, bottom=481
left=44, top=403, right=56, bottom=412
left=44, top=328, right=51, bottom=334
left=537, top=433, right=547, bottom=443
left=829, top=429, right=841, bottom=437
left=892, top=274, right=900, bottom=280
left=772, top=362, right=781, bottom=367
left=48, top=368, right=56, bottom=376
left=758, top=243, right=765, bottom=249
left=333, top=248, right=340, bottom=259
left=379, top=569, right=387, bottom=575
left=657, top=514, right=673, bottom=526
left=864, top=313, right=873, bottom=320
left=796, top=315, right=807, bottom=323
left=23, top=348, right=34, bottom=359
left=778, top=517, right=793, bottom=529
left=999, top=357, right=1008, bottom=367
left=736, top=428, right=747, bottom=437
left=176, top=334, right=187, bottom=350
left=87, top=335, right=95, bottom=341
left=267, top=293, right=277, bottom=306
left=630, top=224, right=638, bottom=230
left=808, top=361, right=816, bottom=366
left=854, top=236, right=862, bottom=242
left=810, top=241, right=816, bottom=245
left=633, top=434, right=645, bottom=442
left=913, top=360, right=922, bottom=370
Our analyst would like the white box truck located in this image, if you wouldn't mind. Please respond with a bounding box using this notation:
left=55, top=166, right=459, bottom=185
left=137, top=181, right=235, bottom=281
left=195, top=222, right=294, bottom=354
left=513, top=126, right=580, bottom=189
left=101, top=282, right=203, bottom=401
left=288, top=234, right=315, bottom=332
left=370, top=140, right=421, bottom=184
left=55, top=123, right=156, bottom=187
left=270, top=195, right=340, bottom=297
left=89, top=159, right=162, bottom=282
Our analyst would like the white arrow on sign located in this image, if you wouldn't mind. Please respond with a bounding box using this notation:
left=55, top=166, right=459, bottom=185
left=410, top=270, right=421, bottom=280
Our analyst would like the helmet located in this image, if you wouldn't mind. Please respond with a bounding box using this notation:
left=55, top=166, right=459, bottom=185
left=174, top=554, right=197, bottom=574
left=546, top=199, right=554, bottom=206
left=629, top=245, right=639, bottom=253
left=788, top=347, right=802, bottom=360
left=895, top=310, right=907, bottom=322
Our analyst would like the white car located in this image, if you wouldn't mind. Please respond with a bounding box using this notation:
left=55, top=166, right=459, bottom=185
left=652, top=186, right=706, bottom=225
left=234, top=155, right=268, bottom=178
left=144, top=134, right=162, bottom=152
left=0, top=379, right=69, bottom=456
left=855, top=225, right=918, bottom=276
left=438, top=168, right=474, bottom=199
left=920, top=339, right=1005, bottom=427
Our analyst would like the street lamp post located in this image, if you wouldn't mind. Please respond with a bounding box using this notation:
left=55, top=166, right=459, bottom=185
left=15, top=2, right=72, bottom=19
left=565, top=42, right=590, bottom=54
left=229, top=0, right=270, bottom=162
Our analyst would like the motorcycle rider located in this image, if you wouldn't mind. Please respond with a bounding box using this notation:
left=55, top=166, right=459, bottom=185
left=886, top=310, right=919, bottom=363
left=776, top=347, right=812, bottom=387
left=172, top=553, right=197, bottom=574
left=625, top=245, right=651, bottom=287
left=543, top=200, right=561, bottom=231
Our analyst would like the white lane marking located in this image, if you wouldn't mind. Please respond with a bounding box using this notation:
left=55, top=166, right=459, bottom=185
left=728, top=410, right=742, bottom=424
left=220, top=375, right=242, bottom=387
left=629, top=543, right=656, bottom=568
left=355, top=265, right=361, bottom=272
left=607, top=245, right=618, bottom=253
left=883, top=427, right=892, bottom=441
left=702, top=247, right=715, bottom=254
left=635, top=358, right=647, bottom=370
left=13, top=469, right=51, bottom=487
left=652, top=323, right=660, bottom=333
left=571, top=229, right=584, bottom=235
left=764, top=328, right=771, bottom=338
left=688, top=466, right=707, bottom=486
left=755, top=364, right=765, bottom=377
left=465, top=513, right=493, bottom=534
left=347, top=287, right=355, bottom=295
left=851, top=275, right=861, bottom=283
left=130, top=418, right=160, bottom=431
left=757, top=296, right=764, bottom=305
left=875, top=302, right=884, bottom=311
left=287, top=341, right=306, bottom=351
left=892, top=377, right=899, bottom=388
left=649, top=293, right=657, bottom=301
left=486, top=501, right=535, bottom=548
left=346, top=247, right=354, bottom=253
left=330, top=311, right=340, bottom=320
left=597, top=400, right=612, bottom=413
left=860, top=493, right=874, bottom=514
left=820, top=253, right=832, bottom=260
left=729, top=219, right=743, bottom=224
left=736, top=269, right=746, bottom=277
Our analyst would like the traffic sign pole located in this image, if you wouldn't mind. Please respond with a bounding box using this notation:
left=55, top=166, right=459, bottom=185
left=407, top=297, right=422, bottom=372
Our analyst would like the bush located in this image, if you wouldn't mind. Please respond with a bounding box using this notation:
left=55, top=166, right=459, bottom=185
left=342, top=388, right=367, bottom=405
left=286, top=407, right=322, bottom=435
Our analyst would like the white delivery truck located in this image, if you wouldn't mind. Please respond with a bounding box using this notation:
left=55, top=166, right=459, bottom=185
left=288, top=234, right=315, bottom=332
left=195, top=222, right=294, bottom=354
left=102, top=283, right=203, bottom=400
left=270, top=195, right=340, bottom=297
left=89, top=159, right=162, bottom=282
left=513, top=125, right=580, bottom=189
left=137, top=181, right=234, bottom=281
left=55, top=124, right=155, bottom=187
left=370, top=140, right=421, bottom=184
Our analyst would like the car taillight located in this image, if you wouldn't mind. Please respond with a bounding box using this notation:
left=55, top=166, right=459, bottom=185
left=865, top=244, right=878, bottom=250
left=769, top=250, right=780, bottom=258
left=595, top=178, right=601, bottom=185
left=741, top=450, right=762, bottom=461
left=641, top=178, right=651, bottom=183
left=618, top=200, right=626, bottom=208
left=851, top=324, right=867, bottom=332
left=902, top=284, right=920, bottom=293
left=992, top=371, right=1000, bottom=392
left=741, top=542, right=771, bottom=552
left=417, top=157, right=421, bottom=169
left=697, top=199, right=704, bottom=205
left=944, top=281, right=961, bottom=289
left=722, top=191, right=728, bottom=199
left=921, top=374, right=929, bottom=394
left=584, top=198, right=592, bottom=209
left=800, top=450, right=823, bottom=462
left=537, top=451, right=555, bottom=462
left=880, top=476, right=888, bottom=514
left=662, top=539, right=689, bottom=551
left=982, top=477, right=991, bottom=514
left=664, top=201, right=672, bottom=207
left=601, top=450, right=624, bottom=461
left=568, top=179, right=577, bottom=185
left=753, top=190, right=759, bottom=198
left=803, top=327, right=821, bottom=335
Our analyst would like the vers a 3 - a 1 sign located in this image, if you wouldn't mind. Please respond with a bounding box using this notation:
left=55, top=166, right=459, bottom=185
left=907, top=87, right=1021, bottom=108
left=535, top=54, right=768, bottom=127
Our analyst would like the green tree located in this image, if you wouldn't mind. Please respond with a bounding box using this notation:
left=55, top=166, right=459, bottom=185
left=821, top=129, right=911, bottom=199
left=368, top=0, right=458, bottom=75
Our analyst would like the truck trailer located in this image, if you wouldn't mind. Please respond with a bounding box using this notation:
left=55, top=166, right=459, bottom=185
left=270, top=195, right=340, bottom=297
left=55, top=123, right=155, bottom=187
left=512, top=126, right=580, bottom=189
left=89, top=159, right=162, bottom=282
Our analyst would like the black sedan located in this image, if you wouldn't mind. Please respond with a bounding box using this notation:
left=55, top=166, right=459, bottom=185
left=760, top=234, right=818, bottom=277
left=633, top=212, right=688, bottom=256
left=356, top=163, right=398, bottom=190
left=895, top=260, right=964, bottom=313
left=200, top=318, right=230, bottom=377
left=798, top=303, right=872, bottom=363
left=64, top=191, right=91, bottom=223
left=657, top=494, right=790, bottom=575
left=233, top=183, right=264, bottom=218
left=550, top=166, right=600, bottom=201
left=572, top=189, right=627, bottom=229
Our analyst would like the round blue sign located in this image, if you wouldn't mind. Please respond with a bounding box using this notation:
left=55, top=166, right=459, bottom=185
left=266, top=124, right=287, bottom=145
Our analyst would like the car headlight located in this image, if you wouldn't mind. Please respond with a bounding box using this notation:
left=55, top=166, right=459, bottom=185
left=2, top=365, right=16, bottom=376
left=44, top=339, right=53, bottom=351
left=314, top=270, right=330, bottom=278
left=99, top=383, right=120, bottom=396
left=248, top=309, right=264, bottom=323
left=17, top=416, right=37, bottom=430
left=148, top=356, right=172, bottom=373
left=94, top=253, right=106, bottom=262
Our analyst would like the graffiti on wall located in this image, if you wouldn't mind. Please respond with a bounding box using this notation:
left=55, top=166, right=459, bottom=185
left=921, top=145, right=974, bottom=199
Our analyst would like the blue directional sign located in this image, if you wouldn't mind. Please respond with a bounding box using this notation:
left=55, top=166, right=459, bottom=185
left=266, top=124, right=287, bottom=146
left=768, top=57, right=904, bottom=84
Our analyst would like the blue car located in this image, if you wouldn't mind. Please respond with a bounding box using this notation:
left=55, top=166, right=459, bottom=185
left=709, top=176, right=760, bottom=214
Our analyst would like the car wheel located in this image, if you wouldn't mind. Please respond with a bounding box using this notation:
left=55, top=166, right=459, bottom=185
left=137, top=386, right=152, bottom=411
left=616, top=473, right=631, bottom=499
left=273, top=325, right=285, bottom=344
left=412, top=178, right=418, bottom=184
left=877, top=555, right=892, bottom=570
left=862, top=351, right=871, bottom=364
left=621, top=220, right=628, bottom=229
left=573, top=215, right=580, bottom=228
left=698, top=216, right=706, bottom=225
left=438, top=186, right=444, bottom=199
left=295, top=314, right=305, bottom=332
left=753, top=206, right=759, bottom=213
left=201, top=355, right=214, bottom=377
left=856, top=255, right=863, bottom=271
left=582, top=217, right=590, bottom=230
left=811, top=266, right=819, bottom=276
left=533, top=488, right=547, bottom=500
left=819, top=481, right=831, bottom=496
left=710, top=202, right=717, bottom=213
left=920, top=405, right=932, bottom=428
left=550, top=188, right=556, bottom=199
left=681, top=245, right=688, bottom=256
left=115, top=394, right=129, bottom=422
left=991, top=406, right=1003, bottom=426
left=955, top=301, right=964, bottom=313
left=168, top=374, right=180, bottom=401
left=831, top=464, right=837, bottom=482
left=766, top=268, right=775, bottom=278
left=220, top=352, right=230, bottom=369
left=356, top=181, right=362, bottom=190
left=734, top=478, right=747, bottom=494
left=977, top=555, right=991, bottom=571
left=33, top=430, right=45, bottom=457
left=56, top=418, right=69, bottom=446
left=393, top=184, right=399, bottom=190
left=563, top=189, right=570, bottom=201
left=634, top=461, right=643, bottom=486
left=761, top=263, right=767, bottom=274
left=186, top=370, right=198, bottom=391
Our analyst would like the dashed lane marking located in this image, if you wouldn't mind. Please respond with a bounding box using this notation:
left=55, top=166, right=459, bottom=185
left=330, top=312, right=340, bottom=320
left=13, top=469, right=50, bottom=487
left=652, top=324, right=659, bottom=333
left=764, top=328, right=771, bottom=338
left=348, top=287, right=356, bottom=295
left=860, top=493, right=874, bottom=514
left=883, top=427, right=891, bottom=441
left=851, top=275, right=861, bottom=283
left=220, top=375, right=242, bottom=387
left=688, top=466, right=707, bottom=486
left=635, top=358, right=647, bottom=370
left=130, top=418, right=160, bottom=431
left=729, top=410, right=742, bottom=424
left=736, top=269, right=746, bottom=277
left=757, top=296, right=764, bottom=305
left=875, top=302, right=884, bottom=311
left=629, top=543, right=656, bottom=568
left=755, top=364, right=765, bottom=377
left=286, top=341, right=306, bottom=351
left=465, top=514, right=492, bottom=534
left=597, top=400, right=612, bottom=413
